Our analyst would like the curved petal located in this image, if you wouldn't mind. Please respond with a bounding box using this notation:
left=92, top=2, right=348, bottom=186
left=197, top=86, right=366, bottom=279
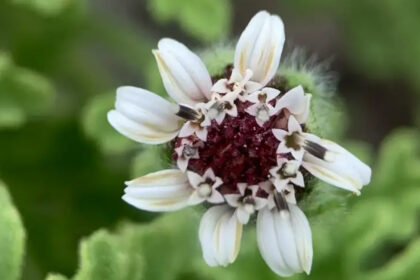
left=123, top=169, right=192, bottom=212
left=234, top=11, right=285, bottom=86
left=275, top=86, right=312, bottom=123
left=257, top=206, right=312, bottom=277
left=302, top=136, right=372, bottom=194
left=154, top=38, right=212, bottom=105
left=257, top=208, right=294, bottom=276
left=108, top=87, right=182, bottom=144
left=199, top=205, right=243, bottom=267
left=303, top=137, right=372, bottom=193
left=108, top=110, right=179, bottom=145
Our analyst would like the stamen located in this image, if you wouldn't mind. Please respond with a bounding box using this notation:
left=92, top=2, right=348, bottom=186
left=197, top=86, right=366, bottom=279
left=183, top=145, right=198, bottom=158
left=177, top=104, right=201, bottom=121
left=304, top=140, right=329, bottom=160
left=273, top=192, right=289, bottom=211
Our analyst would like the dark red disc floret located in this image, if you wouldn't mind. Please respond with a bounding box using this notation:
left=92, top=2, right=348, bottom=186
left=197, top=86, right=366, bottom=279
left=174, top=100, right=289, bottom=195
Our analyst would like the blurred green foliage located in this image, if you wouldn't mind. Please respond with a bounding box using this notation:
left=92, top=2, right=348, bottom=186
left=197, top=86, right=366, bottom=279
left=148, top=0, right=232, bottom=43
left=0, top=181, right=25, bottom=280
left=0, top=52, right=54, bottom=128
left=0, top=0, right=420, bottom=279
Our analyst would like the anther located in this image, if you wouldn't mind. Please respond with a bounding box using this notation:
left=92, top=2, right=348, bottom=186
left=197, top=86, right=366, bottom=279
left=304, top=140, right=329, bottom=160
left=176, top=104, right=202, bottom=121
left=273, top=192, right=289, bottom=211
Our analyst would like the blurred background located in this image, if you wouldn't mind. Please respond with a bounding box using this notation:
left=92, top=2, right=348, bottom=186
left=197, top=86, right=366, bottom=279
left=0, top=0, right=420, bottom=279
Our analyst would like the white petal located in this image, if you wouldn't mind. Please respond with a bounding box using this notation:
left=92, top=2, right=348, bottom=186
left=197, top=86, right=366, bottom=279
left=211, top=79, right=229, bottom=94
left=225, top=194, right=242, bottom=208
left=116, top=86, right=181, bottom=128
left=302, top=137, right=371, bottom=194
left=208, top=190, right=225, bottom=204
left=272, top=129, right=288, bottom=141
left=203, top=168, right=216, bottom=180
left=236, top=207, right=251, bottom=224
left=264, top=87, right=281, bottom=101
left=195, top=127, right=208, bottom=141
left=187, top=171, right=203, bottom=188
left=245, top=103, right=259, bottom=116
left=295, top=94, right=312, bottom=124
left=177, top=157, right=189, bottom=172
left=288, top=204, right=313, bottom=274
left=291, top=172, right=305, bottom=187
left=246, top=91, right=263, bottom=103
left=234, top=11, right=285, bottom=86
left=199, top=206, right=243, bottom=267
left=109, top=87, right=182, bottom=144
left=245, top=80, right=264, bottom=93
left=254, top=197, right=268, bottom=210
left=154, top=38, right=212, bottom=105
left=257, top=206, right=313, bottom=277
left=178, top=122, right=195, bottom=138
left=276, top=141, right=294, bottom=155
left=257, top=209, right=294, bottom=277
left=288, top=116, right=302, bottom=133
left=275, top=86, right=305, bottom=113
left=108, top=110, right=179, bottom=144
left=188, top=191, right=206, bottom=205
left=123, top=169, right=191, bottom=212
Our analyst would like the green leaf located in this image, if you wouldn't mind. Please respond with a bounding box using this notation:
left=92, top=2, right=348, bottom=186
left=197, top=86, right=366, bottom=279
left=148, top=0, right=232, bottom=42
left=74, top=230, right=131, bottom=280
left=130, top=147, right=169, bottom=178
left=372, top=128, right=420, bottom=196
left=0, top=51, right=55, bottom=129
left=10, top=0, right=80, bottom=16
left=81, top=92, right=137, bottom=154
left=0, top=181, right=26, bottom=280
left=45, top=274, right=70, bottom=280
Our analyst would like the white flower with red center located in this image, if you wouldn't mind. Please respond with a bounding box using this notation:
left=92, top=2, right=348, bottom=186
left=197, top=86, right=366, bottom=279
left=108, top=10, right=372, bottom=277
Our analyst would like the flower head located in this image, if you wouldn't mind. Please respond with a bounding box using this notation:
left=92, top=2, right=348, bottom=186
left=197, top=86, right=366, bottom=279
left=108, top=10, right=371, bottom=277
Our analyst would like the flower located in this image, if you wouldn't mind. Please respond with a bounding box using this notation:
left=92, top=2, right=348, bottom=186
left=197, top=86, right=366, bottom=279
left=108, top=10, right=372, bottom=277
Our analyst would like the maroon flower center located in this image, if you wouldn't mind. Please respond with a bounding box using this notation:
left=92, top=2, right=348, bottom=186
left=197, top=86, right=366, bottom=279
left=174, top=100, right=290, bottom=195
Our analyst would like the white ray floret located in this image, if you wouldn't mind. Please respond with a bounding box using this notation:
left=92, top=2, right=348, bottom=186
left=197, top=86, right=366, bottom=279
left=153, top=38, right=212, bottom=106
left=245, top=87, right=280, bottom=126
left=273, top=116, right=372, bottom=194
left=234, top=11, right=285, bottom=86
left=187, top=169, right=224, bottom=205
left=225, top=183, right=268, bottom=224
left=199, top=205, right=243, bottom=267
left=257, top=203, right=312, bottom=277
left=122, top=169, right=192, bottom=212
left=108, top=86, right=183, bottom=145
